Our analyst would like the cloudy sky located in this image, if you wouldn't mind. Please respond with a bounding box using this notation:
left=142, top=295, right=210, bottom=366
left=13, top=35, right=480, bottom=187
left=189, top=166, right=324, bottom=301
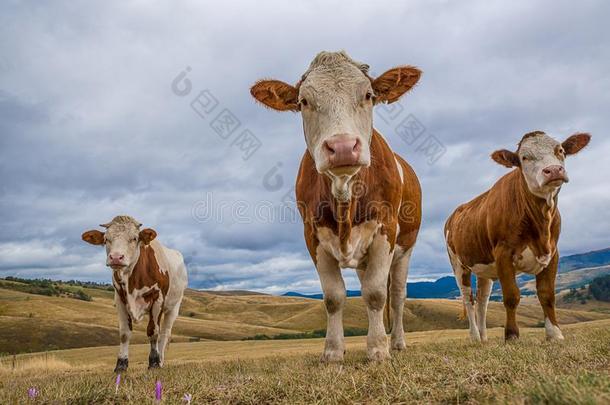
left=1, top=0, right=609, bottom=294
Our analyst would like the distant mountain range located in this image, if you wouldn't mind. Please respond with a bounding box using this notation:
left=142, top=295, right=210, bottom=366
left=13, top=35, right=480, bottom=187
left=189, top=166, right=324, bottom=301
left=283, top=247, right=610, bottom=300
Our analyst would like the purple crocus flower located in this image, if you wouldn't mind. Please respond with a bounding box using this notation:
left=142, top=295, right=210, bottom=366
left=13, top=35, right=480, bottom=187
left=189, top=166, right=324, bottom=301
left=115, top=374, right=121, bottom=394
left=155, top=380, right=162, bottom=402
left=183, top=393, right=192, bottom=403
left=27, top=387, right=38, bottom=399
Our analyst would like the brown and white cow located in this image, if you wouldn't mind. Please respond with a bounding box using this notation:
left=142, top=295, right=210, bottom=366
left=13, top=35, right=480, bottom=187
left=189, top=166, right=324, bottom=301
left=82, top=215, right=187, bottom=371
left=445, top=131, right=591, bottom=342
left=251, top=51, right=422, bottom=361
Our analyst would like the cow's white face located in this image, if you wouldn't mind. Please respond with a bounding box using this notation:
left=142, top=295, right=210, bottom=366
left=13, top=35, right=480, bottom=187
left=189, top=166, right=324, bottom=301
left=492, top=131, right=591, bottom=201
left=298, top=63, right=374, bottom=175
left=82, top=215, right=157, bottom=271
left=251, top=51, right=421, bottom=179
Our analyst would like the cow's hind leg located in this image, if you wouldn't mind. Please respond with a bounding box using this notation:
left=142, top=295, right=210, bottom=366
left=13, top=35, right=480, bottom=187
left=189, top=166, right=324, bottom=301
left=147, top=299, right=163, bottom=369
left=316, top=247, right=346, bottom=363
left=114, top=297, right=132, bottom=372
left=448, top=250, right=480, bottom=342
left=475, top=277, right=493, bottom=342
left=388, top=247, right=413, bottom=351
left=158, top=304, right=181, bottom=366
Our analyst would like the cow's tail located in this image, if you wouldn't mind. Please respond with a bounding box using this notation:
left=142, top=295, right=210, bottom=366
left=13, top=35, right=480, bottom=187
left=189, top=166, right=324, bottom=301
left=384, top=272, right=392, bottom=334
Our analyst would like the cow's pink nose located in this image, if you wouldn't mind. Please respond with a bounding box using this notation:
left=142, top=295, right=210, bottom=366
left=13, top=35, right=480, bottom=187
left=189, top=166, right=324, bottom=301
left=109, top=254, right=125, bottom=263
left=542, top=165, right=568, bottom=183
left=324, top=135, right=361, bottom=167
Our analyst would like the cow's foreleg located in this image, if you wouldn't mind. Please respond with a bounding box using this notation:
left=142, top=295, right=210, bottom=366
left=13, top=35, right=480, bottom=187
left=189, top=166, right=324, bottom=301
left=496, top=246, right=521, bottom=341
left=388, top=247, right=413, bottom=351
left=360, top=233, right=392, bottom=361
left=475, top=277, right=493, bottom=342
left=158, top=304, right=181, bottom=366
left=536, top=252, right=564, bottom=341
left=316, top=246, right=346, bottom=363
left=114, top=296, right=132, bottom=373
left=147, top=299, right=163, bottom=369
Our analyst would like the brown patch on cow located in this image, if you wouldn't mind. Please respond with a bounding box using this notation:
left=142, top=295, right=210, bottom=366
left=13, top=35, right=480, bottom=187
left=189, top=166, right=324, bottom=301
left=129, top=245, right=170, bottom=297
left=120, top=333, right=129, bottom=344
left=147, top=312, right=156, bottom=337
left=296, top=130, right=422, bottom=264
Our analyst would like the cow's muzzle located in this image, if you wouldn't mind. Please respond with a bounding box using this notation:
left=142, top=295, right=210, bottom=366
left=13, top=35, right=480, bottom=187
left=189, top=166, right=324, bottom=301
left=542, top=165, right=569, bottom=186
left=323, top=134, right=362, bottom=168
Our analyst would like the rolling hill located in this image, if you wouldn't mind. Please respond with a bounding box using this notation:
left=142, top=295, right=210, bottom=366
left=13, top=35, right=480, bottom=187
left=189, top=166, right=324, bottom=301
left=1, top=278, right=608, bottom=354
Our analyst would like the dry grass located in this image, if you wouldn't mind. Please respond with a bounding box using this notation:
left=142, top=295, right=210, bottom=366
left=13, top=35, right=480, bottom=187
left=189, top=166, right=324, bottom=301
left=0, top=320, right=608, bottom=404
left=2, top=285, right=608, bottom=354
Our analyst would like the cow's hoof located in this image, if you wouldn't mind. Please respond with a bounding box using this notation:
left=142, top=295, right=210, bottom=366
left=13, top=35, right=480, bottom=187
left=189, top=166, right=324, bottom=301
left=367, top=347, right=391, bottom=362
left=148, top=351, right=161, bottom=369
left=470, top=332, right=482, bottom=343
left=390, top=338, right=406, bottom=351
left=114, top=357, right=128, bottom=373
left=320, top=348, right=344, bottom=363
left=504, top=331, right=520, bottom=342
left=545, top=319, right=565, bottom=341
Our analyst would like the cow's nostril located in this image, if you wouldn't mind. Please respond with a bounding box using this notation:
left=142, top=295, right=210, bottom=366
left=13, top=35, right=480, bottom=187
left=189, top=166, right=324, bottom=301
left=324, top=141, right=335, bottom=155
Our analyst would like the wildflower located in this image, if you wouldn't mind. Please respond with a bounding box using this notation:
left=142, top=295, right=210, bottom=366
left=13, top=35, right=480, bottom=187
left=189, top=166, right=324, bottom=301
left=155, top=380, right=162, bottom=402
left=27, top=387, right=39, bottom=399
left=115, top=374, right=121, bottom=394
left=183, top=393, right=193, bottom=403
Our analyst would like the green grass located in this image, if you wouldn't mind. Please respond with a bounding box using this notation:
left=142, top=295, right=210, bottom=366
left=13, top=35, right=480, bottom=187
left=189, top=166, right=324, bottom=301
left=1, top=320, right=609, bottom=404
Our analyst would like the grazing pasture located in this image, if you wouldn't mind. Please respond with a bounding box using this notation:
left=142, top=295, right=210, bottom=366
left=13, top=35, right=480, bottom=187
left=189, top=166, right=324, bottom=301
left=1, top=319, right=609, bottom=403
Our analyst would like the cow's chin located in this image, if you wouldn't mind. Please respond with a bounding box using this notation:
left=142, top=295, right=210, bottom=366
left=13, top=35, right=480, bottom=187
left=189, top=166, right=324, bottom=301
left=108, top=264, right=128, bottom=271
left=327, top=165, right=362, bottom=177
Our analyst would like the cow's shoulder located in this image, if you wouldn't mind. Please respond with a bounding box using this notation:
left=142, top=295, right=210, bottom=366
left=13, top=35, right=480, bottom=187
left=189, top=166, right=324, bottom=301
left=129, top=242, right=170, bottom=296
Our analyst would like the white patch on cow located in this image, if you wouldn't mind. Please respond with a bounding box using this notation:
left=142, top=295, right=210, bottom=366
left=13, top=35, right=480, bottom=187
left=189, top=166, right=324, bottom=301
left=317, top=221, right=381, bottom=268
left=394, top=157, right=404, bottom=183
left=513, top=247, right=551, bottom=275
left=545, top=318, right=565, bottom=341
left=326, top=171, right=355, bottom=202
left=470, top=262, right=498, bottom=279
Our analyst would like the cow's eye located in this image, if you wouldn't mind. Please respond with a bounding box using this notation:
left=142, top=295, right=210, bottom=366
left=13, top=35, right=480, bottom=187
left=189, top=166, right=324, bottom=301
left=105, top=238, right=111, bottom=243
left=365, top=92, right=373, bottom=101
left=132, top=237, right=137, bottom=242
left=299, top=98, right=308, bottom=107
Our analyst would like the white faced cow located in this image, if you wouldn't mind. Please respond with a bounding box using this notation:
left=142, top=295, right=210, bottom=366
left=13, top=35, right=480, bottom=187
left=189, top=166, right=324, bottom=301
left=445, top=131, right=591, bottom=342
left=82, top=215, right=188, bottom=371
left=251, top=51, right=422, bottom=362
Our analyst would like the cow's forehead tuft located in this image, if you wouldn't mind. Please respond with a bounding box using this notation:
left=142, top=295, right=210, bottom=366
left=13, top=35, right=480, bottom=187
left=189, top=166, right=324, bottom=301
left=518, top=132, right=559, bottom=154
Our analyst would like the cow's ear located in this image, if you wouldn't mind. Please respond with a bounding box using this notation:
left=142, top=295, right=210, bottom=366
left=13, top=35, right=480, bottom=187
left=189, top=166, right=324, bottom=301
left=139, top=228, right=157, bottom=245
left=491, top=149, right=520, bottom=168
left=82, top=230, right=105, bottom=246
left=372, top=66, right=421, bottom=104
left=250, top=80, right=299, bottom=112
left=562, top=133, right=591, bottom=156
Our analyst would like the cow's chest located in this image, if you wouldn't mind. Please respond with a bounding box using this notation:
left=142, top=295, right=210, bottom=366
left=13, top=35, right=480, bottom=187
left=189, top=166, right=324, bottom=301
left=468, top=246, right=552, bottom=279
left=317, top=221, right=381, bottom=268
left=114, top=281, right=164, bottom=323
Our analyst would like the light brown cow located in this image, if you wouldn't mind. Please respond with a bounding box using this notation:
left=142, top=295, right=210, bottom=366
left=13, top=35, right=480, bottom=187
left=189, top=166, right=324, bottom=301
left=445, top=131, right=591, bottom=342
left=251, top=51, right=422, bottom=361
left=82, top=215, right=187, bottom=371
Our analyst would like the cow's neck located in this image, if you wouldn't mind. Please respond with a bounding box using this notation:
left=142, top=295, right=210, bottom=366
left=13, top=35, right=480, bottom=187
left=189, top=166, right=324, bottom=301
left=517, top=172, right=559, bottom=257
